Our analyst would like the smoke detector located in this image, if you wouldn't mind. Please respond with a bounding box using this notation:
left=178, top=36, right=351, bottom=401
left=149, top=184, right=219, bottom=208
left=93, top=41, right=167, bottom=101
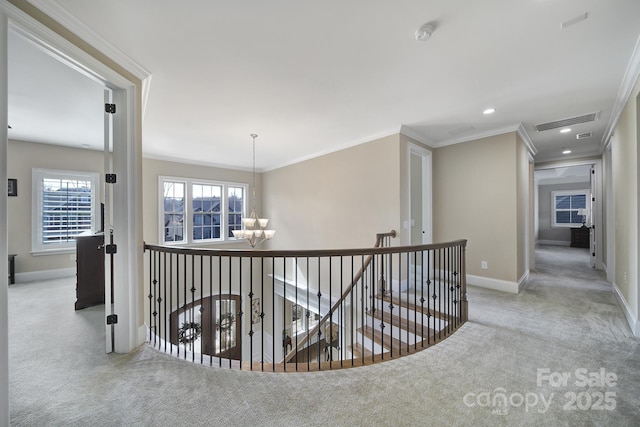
left=415, top=23, right=435, bottom=41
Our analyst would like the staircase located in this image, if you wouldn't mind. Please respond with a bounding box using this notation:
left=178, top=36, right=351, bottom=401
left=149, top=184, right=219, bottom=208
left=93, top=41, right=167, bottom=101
left=348, top=281, right=452, bottom=360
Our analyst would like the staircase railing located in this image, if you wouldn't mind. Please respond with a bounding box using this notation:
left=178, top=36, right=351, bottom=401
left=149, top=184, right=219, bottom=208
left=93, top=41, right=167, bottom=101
left=144, top=234, right=467, bottom=371
left=282, top=230, right=397, bottom=363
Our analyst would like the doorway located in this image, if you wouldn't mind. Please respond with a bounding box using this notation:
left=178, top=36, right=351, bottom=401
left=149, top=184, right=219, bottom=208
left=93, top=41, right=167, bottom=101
left=170, top=294, right=242, bottom=360
left=2, top=4, right=143, bottom=356
left=409, top=144, right=432, bottom=245
left=534, top=161, right=603, bottom=271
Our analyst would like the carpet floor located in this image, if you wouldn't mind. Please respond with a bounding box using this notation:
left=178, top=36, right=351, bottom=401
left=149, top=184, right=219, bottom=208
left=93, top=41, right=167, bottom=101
left=8, top=245, right=640, bottom=426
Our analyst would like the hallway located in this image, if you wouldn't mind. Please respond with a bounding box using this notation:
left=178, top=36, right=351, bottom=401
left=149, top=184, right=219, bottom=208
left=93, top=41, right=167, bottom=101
left=8, top=245, right=640, bottom=426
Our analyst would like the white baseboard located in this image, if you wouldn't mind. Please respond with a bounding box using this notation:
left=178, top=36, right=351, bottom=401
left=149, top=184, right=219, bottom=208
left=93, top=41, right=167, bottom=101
left=612, top=282, right=639, bottom=337
left=14, top=267, right=75, bottom=283
left=467, top=274, right=520, bottom=294
left=518, top=271, right=529, bottom=291
left=138, top=325, right=148, bottom=346
left=537, top=240, right=571, bottom=247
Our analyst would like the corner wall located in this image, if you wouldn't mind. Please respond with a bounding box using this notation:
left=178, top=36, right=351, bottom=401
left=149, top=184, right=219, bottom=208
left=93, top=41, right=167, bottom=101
left=611, top=73, right=640, bottom=336
left=433, top=132, right=526, bottom=293
left=7, top=140, right=104, bottom=280
left=263, top=134, right=402, bottom=250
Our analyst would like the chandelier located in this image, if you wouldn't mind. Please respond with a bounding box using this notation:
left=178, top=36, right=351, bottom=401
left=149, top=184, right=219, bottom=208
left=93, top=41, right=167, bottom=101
left=231, top=134, right=275, bottom=247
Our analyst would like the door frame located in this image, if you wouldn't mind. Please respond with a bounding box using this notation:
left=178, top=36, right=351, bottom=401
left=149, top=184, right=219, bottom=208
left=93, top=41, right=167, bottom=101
left=1, top=1, right=145, bottom=357
left=534, top=159, right=604, bottom=270
left=408, top=143, right=433, bottom=245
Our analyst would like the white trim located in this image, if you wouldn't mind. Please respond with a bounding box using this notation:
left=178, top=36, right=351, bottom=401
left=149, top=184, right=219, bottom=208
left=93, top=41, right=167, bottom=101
left=613, top=282, right=640, bottom=337
left=158, top=175, right=248, bottom=245
left=31, top=168, right=100, bottom=253
left=467, top=274, right=521, bottom=294
left=602, top=34, right=640, bottom=151
left=400, top=124, right=434, bottom=147
left=407, top=143, right=433, bottom=245
left=264, top=126, right=405, bottom=172
left=550, top=189, right=589, bottom=228
left=0, top=10, right=10, bottom=425
left=25, top=0, right=152, bottom=118
left=516, top=124, right=537, bottom=156
left=537, top=239, right=571, bottom=247
left=14, top=267, right=75, bottom=283
left=432, top=123, right=535, bottom=153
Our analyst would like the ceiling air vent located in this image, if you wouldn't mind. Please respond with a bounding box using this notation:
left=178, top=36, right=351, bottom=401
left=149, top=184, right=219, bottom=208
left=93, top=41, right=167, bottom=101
left=535, top=112, right=600, bottom=132
left=576, top=132, right=592, bottom=140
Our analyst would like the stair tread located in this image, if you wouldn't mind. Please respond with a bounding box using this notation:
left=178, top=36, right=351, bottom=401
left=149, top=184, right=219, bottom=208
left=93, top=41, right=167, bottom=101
left=349, top=342, right=373, bottom=359
left=369, top=309, right=437, bottom=337
left=378, top=293, right=454, bottom=321
left=357, top=325, right=411, bottom=352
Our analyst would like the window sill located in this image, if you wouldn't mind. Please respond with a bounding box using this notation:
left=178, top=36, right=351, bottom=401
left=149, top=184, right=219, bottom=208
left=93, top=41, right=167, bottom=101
left=31, top=247, right=75, bottom=256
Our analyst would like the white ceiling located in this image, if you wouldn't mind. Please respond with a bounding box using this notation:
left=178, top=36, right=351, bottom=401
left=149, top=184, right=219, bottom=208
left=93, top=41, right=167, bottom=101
left=7, top=0, right=640, bottom=171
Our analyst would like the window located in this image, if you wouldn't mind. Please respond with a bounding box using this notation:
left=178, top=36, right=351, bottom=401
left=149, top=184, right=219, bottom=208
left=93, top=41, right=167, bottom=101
left=32, top=169, right=100, bottom=253
left=160, top=176, right=247, bottom=244
left=552, top=190, right=588, bottom=227
left=291, top=303, right=320, bottom=336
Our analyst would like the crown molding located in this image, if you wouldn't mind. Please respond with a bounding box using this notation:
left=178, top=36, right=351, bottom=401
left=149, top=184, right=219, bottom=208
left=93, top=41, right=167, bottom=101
left=399, top=125, right=434, bottom=147
left=516, top=123, right=537, bottom=156
left=602, top=33, right=640, bottom=151
left=265, top=127, right=405, bottom=172
left=432, top=123, right=537, bottom=155
left=25, top=0, right=152, bottom=118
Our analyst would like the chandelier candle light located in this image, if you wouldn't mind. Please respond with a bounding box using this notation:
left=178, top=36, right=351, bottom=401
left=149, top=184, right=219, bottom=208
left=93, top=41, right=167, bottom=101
left=232, top=134, right=275, bottom=247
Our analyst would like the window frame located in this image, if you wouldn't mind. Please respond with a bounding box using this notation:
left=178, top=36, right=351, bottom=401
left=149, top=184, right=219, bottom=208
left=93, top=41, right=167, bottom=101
left=31, top=168, right=100, bottom=255
left=551, top=189, right=589, bottom=228
left=159, top=176, right=248, bottom=245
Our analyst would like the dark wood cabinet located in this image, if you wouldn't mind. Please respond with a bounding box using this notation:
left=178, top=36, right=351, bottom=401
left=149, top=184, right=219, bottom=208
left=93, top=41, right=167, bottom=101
left=570, top=227, right=590, bottom=248
left=75, top=232, right=105, bottom=310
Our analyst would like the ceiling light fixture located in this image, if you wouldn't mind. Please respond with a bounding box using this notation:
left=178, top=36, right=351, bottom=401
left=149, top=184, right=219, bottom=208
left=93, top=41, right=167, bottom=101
left=562, top=149, right=572, bottom=155
left=231, top=134, right=275, bottom=248
left=483, top=108, right=496, bottom=115
left=560, top=128, right=572, bottom=133
left=415, top=22, right=435, bottom=41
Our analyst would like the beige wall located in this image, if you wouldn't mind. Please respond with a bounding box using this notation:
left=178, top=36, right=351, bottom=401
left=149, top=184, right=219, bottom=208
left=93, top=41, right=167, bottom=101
left=8, top=147, right=259, bottom=277
left=263, top=134, right=402, bottom=250
left=7, top=140, right=104, bottom=274
left=611, top=75, right=640, bottom=321
left=433, top=132, right=520, bottom=284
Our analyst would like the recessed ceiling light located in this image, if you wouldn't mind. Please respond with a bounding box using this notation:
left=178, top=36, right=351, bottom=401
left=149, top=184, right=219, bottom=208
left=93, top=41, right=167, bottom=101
left=483, top=108, right=496, bottom=115
left=560, top=128, right=572, bottom=133
left=562, top=149, right=572, bottom=155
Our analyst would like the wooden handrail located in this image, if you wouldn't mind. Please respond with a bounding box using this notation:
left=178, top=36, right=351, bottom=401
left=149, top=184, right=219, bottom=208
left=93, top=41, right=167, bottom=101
left=283, top=230, right=396, bottom=362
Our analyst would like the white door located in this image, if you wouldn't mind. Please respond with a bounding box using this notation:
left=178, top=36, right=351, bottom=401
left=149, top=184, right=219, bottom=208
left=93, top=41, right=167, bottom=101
left=409, top=145, right=432, bottom=245
left=589, top=165, right=596, bottom=268
left=103, top=88, right=115, bottom=352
